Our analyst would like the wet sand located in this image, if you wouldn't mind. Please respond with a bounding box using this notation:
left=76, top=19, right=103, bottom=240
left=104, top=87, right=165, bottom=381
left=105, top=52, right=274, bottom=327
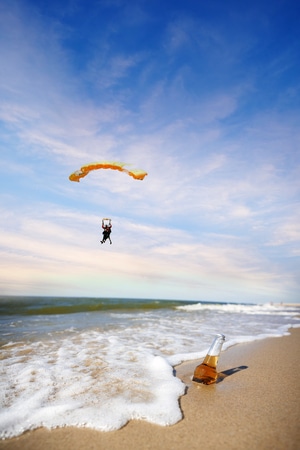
left=1, top=328, right=299, bottom=450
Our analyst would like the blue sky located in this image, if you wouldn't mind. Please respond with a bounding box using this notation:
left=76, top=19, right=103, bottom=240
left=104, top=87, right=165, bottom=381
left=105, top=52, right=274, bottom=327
left=0, top=0, right=299, bottom=303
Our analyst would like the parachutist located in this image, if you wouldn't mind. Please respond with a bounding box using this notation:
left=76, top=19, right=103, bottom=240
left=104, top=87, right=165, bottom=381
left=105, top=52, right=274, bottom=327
left=101, top=219, right=112, bottom=245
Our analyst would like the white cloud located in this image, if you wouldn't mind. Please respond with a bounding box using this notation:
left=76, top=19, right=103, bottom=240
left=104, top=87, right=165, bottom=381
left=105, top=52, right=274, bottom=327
left=268, top=219, right=300, bottom=247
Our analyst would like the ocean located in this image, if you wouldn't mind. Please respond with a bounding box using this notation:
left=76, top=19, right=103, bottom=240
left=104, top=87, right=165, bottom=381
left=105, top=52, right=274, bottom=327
left=1, top=296, right=299, bottom=439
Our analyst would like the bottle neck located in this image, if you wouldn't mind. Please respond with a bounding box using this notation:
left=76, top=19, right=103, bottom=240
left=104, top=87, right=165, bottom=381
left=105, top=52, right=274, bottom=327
left=207, top=334, right=225, bottom=356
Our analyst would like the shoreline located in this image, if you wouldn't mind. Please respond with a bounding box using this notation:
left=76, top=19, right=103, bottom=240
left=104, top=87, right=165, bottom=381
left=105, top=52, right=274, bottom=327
left=1, top=328, right=299, bottom=450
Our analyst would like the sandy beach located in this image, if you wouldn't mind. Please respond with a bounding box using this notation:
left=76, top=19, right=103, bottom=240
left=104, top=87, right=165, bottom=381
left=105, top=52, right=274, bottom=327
left=1, top=328, right=299, bottom=450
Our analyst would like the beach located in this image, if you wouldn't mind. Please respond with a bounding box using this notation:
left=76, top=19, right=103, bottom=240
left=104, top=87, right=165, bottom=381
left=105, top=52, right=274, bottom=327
left=1, top=327, right=299, bottom=450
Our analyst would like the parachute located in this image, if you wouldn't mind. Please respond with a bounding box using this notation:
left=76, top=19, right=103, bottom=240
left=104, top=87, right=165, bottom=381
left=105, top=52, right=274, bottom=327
left=69, top=161, right=148, bottom=182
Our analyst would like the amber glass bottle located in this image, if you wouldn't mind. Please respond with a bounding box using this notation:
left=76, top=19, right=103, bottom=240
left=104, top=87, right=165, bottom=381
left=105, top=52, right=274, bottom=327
left=192, top=334, right=225, bottom=385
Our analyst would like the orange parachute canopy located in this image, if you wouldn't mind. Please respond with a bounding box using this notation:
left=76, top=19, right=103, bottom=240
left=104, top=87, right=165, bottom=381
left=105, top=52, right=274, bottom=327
left=69, top=161, right=148, bottom=182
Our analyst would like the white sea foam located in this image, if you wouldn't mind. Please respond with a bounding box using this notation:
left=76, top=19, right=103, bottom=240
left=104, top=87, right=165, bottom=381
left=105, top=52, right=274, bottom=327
left=0, top=334, right=185, bottom=438
left=175, top=302, right=300, bottom=315
left=0, top=301, right=299, bottom=438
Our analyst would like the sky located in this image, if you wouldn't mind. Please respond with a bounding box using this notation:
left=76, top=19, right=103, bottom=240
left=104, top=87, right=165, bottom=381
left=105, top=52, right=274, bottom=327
left=0, top=0, right=299, bottom=304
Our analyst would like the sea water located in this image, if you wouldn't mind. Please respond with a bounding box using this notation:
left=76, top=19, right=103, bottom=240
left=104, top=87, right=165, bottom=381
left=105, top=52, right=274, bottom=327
left=0, top=296, right=299, bottom=439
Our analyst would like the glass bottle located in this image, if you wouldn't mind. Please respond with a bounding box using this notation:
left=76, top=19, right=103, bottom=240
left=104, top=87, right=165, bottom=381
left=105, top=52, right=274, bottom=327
left=192, top=334, right=225, bottom=385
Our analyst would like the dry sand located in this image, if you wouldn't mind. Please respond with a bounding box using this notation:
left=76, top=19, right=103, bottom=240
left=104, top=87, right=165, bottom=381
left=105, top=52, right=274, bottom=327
left=1, top=328, right=299, bottom=450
